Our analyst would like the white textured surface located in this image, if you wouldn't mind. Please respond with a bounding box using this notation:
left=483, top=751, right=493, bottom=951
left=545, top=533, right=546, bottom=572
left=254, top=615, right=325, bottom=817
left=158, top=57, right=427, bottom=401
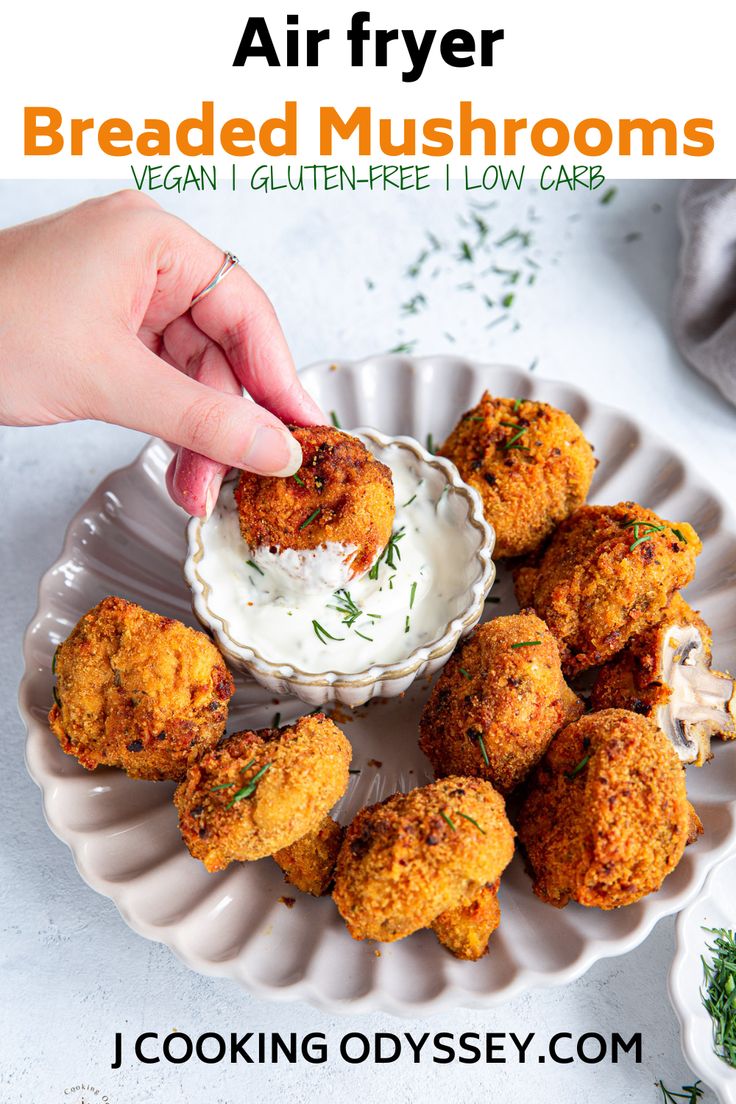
left=2, top=178, right=735, bottom=1103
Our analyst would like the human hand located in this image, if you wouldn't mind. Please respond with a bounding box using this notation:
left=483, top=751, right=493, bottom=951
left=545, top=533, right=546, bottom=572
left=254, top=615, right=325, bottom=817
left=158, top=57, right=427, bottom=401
left=0, top=190, right=325, bottom=516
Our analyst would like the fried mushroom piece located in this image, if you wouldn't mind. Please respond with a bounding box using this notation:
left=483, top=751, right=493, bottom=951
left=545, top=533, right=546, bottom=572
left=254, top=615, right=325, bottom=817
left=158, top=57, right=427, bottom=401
left=332, top=777, right=515, bottom=943
left=174, top=714, right=351, bottom=872
left=517, top=709, right=701, bottom=910
left=273, top=814, right=345, bottom=896
left=591, top=594, right=736, bottom=766
left=234, top=425, right=395, bottom=580
left=431, top=882, right=501, bottom=960
left=438, top=392, right=595, bottom=559
left=513, top=503, right=701, bottom=675
left=419, top=613, right=583, bottom=794
left=48, top=596, right=234, bottom=781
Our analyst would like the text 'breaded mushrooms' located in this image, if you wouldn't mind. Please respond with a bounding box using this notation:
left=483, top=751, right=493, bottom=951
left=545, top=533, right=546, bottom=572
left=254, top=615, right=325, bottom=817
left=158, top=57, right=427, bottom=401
left=49, top=596, right=234, bottom=781
left=517, top=709, right=701, bottom=910
left=419, top=613, right=583, bottom=794
left=332, top=777, right=515, bottom=943
left=234, top=425, right=395, bottom=581
left=591, top=594, right=736, bottom=766
left=514, top=502, right=701, bottom=675
left=174, top=714, right=351, bottom=873
left=438, top=392, right=595, bottom=559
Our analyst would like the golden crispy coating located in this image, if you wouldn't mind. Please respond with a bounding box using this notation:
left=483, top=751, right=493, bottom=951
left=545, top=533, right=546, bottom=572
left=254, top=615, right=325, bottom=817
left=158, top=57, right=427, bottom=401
left=234, top=425, right=395, bottom=578
left=273, top=814, right=345, bottom=896
left=174, top=714, right=351, bottom=872
left=591, top=594, right=711, bottom=718
left=513, top=503, right=701, bottom=675
left=431, top=882, right=501, bottom=960
left=438, top=392, right=595, bottom=559
left=48, top=596, right=234, bottom=781
left=517, top=709, right=699, bottom=909
left=420, top=613, right=583, bottom=794
left=332, top=777, right=515, bottom=943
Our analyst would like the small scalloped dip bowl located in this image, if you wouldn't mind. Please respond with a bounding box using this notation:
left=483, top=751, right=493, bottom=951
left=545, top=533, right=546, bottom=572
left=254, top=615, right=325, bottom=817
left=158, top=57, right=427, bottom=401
left=184, top=427, right=495, bottom=707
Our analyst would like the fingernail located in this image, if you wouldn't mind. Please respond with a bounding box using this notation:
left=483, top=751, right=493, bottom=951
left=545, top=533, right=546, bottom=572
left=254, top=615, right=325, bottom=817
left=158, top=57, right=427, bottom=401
left=244, top=427, right=302, bottom=476
left=204, top=482, right=218, bottom=520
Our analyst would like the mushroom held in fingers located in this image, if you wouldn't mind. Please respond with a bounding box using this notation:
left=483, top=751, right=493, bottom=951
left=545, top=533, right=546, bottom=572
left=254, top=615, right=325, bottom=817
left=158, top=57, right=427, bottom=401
left=174, top=714, right=351, bottom=873
left=49, top=596, right=234, bottom=781
left=512, top=502, right=702, bottom=675
left=419, top=613, right=583, bottom=794
left=592, top=594, right=736, bottom=765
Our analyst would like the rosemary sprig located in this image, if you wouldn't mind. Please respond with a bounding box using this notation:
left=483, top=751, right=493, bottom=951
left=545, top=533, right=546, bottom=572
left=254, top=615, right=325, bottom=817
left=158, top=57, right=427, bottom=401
left=701, top=927, right=736, bottom=1068
left=312, top=620, right=345, bottom=645
left=226, top=762, right=271, bottom=808
left=299, top=507, right=322, bottom=530
left=458, top=812, right=486, bottom=835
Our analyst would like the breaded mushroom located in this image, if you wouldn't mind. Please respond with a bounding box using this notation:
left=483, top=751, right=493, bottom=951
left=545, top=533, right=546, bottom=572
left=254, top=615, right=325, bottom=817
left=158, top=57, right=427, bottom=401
left=431, top=882, right=501, bottom=960
left=234, top=425, right=395, bottom=582
left=332, top=777, right=515, bottom=943
left=513, top=503, right=701, bottom=675
left=438, top=392, right=595, bottom=559
left=174, top=714, right=351, bottom=872
left=48, top=596, right=234, bottom=781
left=419, top=613, right=583, bottom=794
left=517, top=709, right=701, bottom=910
left=273, top=814, right=345, bottom=896
left=591, top=594, right=735, bottom=766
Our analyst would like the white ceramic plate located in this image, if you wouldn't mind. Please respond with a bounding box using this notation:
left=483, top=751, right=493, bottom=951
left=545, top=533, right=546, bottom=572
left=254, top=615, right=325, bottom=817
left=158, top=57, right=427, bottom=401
left=20, top=356, right=736, bottom=1015
left=670, top=853, right=736, bottom=1103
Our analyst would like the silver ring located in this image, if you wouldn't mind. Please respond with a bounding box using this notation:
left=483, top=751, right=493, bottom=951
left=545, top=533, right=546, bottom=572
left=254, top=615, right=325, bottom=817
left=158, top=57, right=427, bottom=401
left=190, top=251, right=240, bottom=308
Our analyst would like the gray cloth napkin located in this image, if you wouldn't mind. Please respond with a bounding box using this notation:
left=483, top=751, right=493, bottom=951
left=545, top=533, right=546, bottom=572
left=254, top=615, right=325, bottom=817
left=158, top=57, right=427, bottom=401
left=673, top=180, right=736, bottom=406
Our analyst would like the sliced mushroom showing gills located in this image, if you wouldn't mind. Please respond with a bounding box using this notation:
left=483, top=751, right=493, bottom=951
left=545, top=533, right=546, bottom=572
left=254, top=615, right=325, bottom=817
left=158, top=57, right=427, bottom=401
left=591, top=597, right=736, bottom=766
left=659, top=623, right=736, bottom=764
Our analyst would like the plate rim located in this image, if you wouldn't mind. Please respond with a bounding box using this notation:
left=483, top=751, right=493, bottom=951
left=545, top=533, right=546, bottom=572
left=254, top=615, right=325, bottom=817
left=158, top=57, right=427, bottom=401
left=18, top=353, right=736, bottom=1015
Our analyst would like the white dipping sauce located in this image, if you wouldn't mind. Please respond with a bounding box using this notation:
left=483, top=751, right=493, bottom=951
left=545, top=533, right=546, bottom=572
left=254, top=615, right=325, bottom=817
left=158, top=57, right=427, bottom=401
left=199, top=439, right=475, bottom=674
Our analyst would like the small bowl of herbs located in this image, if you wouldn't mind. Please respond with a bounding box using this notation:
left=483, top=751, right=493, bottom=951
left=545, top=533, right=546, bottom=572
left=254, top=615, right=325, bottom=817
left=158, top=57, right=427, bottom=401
left=670, top=852, right=736, bottom=1103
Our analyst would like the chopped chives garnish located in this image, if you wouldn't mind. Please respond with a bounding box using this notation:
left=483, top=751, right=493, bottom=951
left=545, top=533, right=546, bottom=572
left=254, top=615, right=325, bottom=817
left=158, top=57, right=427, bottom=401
left=440, top=810, right=457, bottom=831
left=299, top=507, right=322, bottom=530
left=349, top=768, right=361, bottom=775
left=246, top=559, right=265, bottom=576
left=293, top=473, right=305, bottom=486
left=226, top=762, right=271, bottom=808
left=404, top=615, right=411, bottom=634
left=210, top=782, right=235, bottom=792
left=485, top=595, right=501, bottom=604
left=312, top=620, right=345, bottom=644
left=458, top=812, right=487, bottom=835
left=672, top=528, right=688, bottom=544
left=409, top=581, right=417, bottom=609
left=330, top=410, right=341, bottom=428
left=272, top=713, right=281, bottom=729
left=52, top=647, right=59, bottom=675
left=477, top=731, right=490, bottom=766
left=355, top=630, right=374, bottom=642
left=512, top=398, right=522, bottom=412
left=459, top=667, right=472, bottom=680
left=426, top=433, right=436, bottom=454
left=504, top=427, right=528, bottom=448
left=566, top=752, right=591, bottom=780
left=511, top=640, right=541, bottom=649
left=403, top=494, right=417, bottom=507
